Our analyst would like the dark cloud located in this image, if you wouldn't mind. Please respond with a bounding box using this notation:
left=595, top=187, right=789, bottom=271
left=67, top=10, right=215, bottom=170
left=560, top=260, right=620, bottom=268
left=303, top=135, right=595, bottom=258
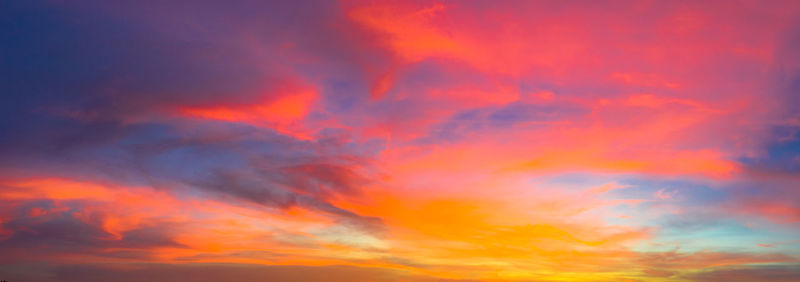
left=0, top=199, right=184, bottom=262
left=0, top=0, right=388, bottom=233
left=189, top=165, right=383, bottom=232
left=636, top=250, right=796, bottom=271
left=278, top=163, right=368, bottom=197
left=679, top=264, right=800, bottom=282
left=0, top=120, right=384, bottom=231
left=0, top=263, right=437, bottom=282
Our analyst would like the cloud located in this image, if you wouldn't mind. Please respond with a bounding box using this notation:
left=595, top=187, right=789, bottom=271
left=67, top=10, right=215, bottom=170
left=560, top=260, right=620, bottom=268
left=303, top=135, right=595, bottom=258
left=0, top=263, right=435, bottom=282
left=680, top=264, right=800, bottom=282
left=0, top=199, right=184, bottom=261
left=2, top=0, right=800, bottom=280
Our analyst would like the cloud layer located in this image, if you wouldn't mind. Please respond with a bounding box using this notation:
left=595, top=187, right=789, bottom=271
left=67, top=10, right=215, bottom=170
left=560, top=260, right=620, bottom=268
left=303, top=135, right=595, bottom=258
left=2, top=0, right=800, bottom=281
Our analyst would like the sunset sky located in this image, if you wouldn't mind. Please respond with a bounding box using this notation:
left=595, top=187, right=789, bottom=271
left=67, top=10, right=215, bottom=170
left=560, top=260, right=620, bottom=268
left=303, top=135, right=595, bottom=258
left=2, top=1, right=800, bottom=281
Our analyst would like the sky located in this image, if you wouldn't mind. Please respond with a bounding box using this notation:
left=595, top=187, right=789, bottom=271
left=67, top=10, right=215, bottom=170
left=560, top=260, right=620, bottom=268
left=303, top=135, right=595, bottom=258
left=1, top=0, right=800, bottom=281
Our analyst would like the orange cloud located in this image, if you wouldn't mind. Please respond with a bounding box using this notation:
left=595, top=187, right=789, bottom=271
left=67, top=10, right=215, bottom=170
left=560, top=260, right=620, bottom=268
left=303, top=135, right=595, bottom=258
left=179, top=86, right=317, bottom=139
